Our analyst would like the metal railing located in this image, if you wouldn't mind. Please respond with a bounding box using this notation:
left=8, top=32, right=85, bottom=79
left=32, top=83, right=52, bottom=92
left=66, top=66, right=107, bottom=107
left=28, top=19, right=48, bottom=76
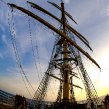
left=0, top=90, right=15, bottom=106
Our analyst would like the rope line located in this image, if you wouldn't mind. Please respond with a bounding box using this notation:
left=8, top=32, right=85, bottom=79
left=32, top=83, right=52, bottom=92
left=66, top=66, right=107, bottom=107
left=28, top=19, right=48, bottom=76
left=8, top=8, right=35, bottom=97
left=27, top=3, right=43, bottom=82
left=27, top=17, right=41, bottom=82
left=8, top=10, right=32, bottom=98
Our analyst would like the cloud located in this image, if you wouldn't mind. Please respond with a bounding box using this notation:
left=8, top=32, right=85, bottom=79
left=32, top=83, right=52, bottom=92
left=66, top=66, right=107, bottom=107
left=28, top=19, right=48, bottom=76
left=0, top=67, right=37, bottom=98
left=63, top=0, right=70, bottom=4
left=0, top=0, right=73, bottom=100
left=0, top=57, right=49, bottom=98
left=106, top=5, right=109, bottom=16
left=1, top=34, right=7, bottom=44
left=0, top=24, right=5, bottom=32
left=0, top=52, right=3, bottom=59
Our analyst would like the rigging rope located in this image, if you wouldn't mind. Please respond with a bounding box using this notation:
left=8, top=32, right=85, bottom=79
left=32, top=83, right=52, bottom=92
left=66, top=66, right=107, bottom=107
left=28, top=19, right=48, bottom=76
left=7, top=10, right=32, bottom=98
left=28, top=17, right=41, bottom=82
left=26, top=3, right=41, bottom=82
left=7, top=8, right=35, bottom=97
left=27, top=4, right=58, bottom=80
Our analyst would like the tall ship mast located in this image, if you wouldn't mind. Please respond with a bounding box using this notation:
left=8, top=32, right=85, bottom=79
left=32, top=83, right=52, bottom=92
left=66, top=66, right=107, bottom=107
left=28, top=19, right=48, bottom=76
left=7, top=1, right=101, bottom=109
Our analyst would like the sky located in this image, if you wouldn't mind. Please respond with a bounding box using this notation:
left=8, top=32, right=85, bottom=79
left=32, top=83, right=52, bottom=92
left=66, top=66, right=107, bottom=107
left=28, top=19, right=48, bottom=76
left=0, top=0, right=109, bottom=102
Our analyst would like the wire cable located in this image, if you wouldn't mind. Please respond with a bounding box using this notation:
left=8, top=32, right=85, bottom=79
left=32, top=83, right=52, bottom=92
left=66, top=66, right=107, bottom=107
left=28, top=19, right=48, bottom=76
left=7, top=8, right=35, bottom=97
left=7, top=10, right=33, bottom=98
left=26, top=3, right=41, bottom=82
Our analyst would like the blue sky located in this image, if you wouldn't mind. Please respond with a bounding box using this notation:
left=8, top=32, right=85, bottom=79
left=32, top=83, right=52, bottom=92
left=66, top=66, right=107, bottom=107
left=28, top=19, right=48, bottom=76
left=0, top=0, right=109, bottom=101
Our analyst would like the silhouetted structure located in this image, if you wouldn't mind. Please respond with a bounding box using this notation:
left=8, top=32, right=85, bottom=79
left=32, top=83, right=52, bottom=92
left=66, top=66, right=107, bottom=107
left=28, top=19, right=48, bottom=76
left=15, top=95, right=27, bottom=109
left=103, top=94, right=109, bottom=109
left=8, top=1, right=101, bottom=109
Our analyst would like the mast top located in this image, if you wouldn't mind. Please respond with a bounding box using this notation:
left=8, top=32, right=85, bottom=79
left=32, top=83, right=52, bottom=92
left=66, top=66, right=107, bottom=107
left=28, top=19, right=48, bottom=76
left=61, top=0, right=63, bottom=3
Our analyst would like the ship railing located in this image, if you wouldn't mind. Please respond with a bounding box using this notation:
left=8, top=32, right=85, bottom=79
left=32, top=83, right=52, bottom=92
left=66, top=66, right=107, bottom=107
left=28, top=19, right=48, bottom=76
left=0, top=90, right=15, bottom=106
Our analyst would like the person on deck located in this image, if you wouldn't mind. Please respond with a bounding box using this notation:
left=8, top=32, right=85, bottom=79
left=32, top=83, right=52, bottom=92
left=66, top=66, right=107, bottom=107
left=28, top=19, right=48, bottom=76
left=104, top=94, right=109, bottom=109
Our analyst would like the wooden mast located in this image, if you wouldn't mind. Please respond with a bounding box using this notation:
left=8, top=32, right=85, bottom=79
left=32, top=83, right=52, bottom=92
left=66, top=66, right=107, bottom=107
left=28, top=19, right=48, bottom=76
left=61, top=1, right=70, bottom=101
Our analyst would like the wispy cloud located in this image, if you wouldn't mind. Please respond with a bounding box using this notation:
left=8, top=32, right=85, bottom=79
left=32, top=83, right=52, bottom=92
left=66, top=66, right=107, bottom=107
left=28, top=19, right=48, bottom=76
left=0, top=62, right=47, bottom=98
left=0, top=52, right=3, bottom=59
left=1, top=34, right=7, bottom=45
left=106, top=5, right=109, bottom=16
left=63, top=0, right=70, bottom=4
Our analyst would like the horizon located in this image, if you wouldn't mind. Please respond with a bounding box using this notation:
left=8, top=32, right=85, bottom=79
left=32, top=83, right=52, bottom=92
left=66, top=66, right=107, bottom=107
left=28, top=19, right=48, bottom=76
left=0, top=89, right=106, bottom=102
